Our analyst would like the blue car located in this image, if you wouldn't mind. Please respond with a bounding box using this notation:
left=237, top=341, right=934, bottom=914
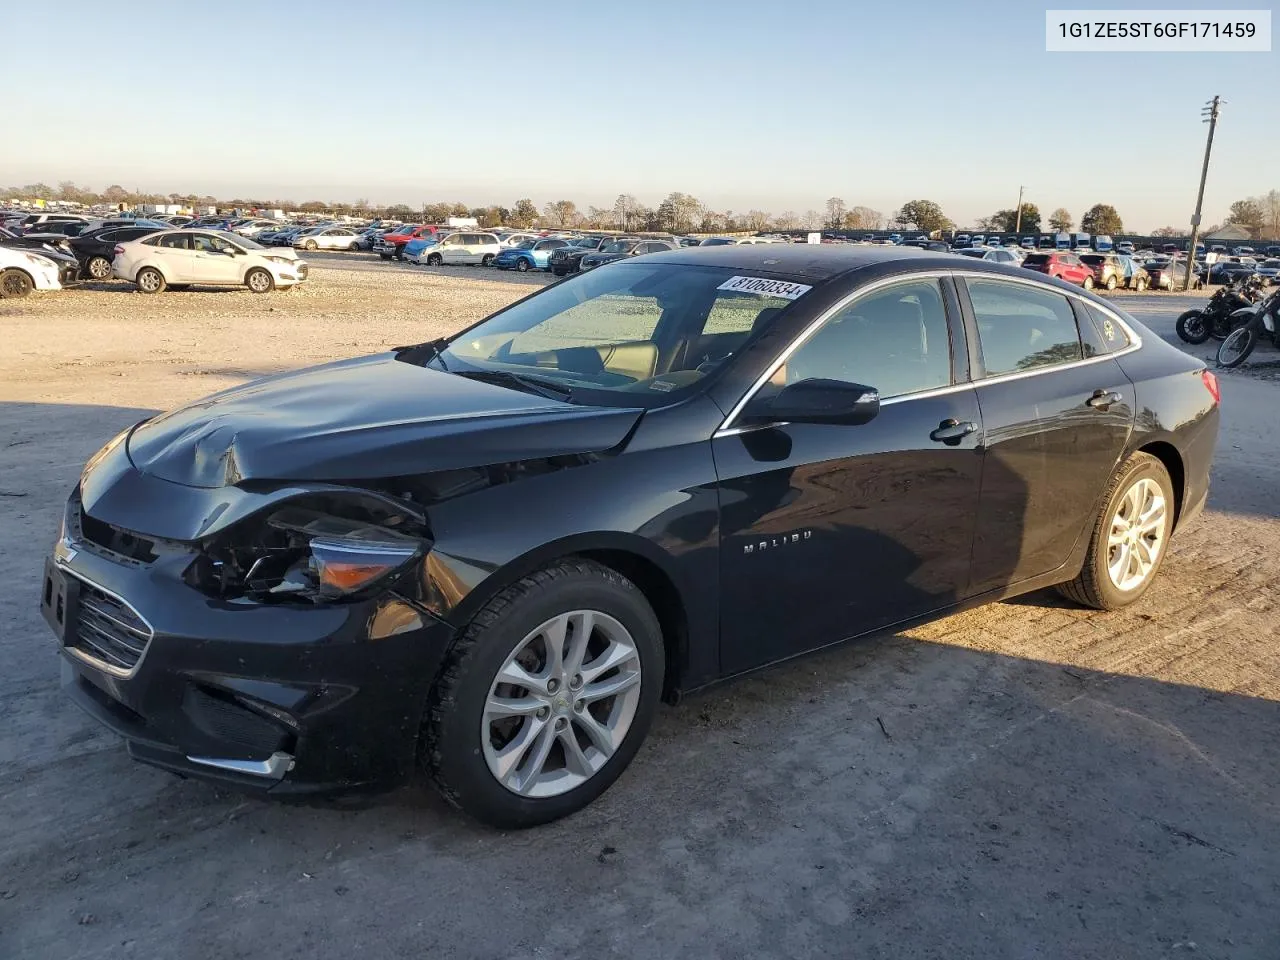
left=494, top=238, right=569, bottom=272
left=403, top=237, right=440, bottom=262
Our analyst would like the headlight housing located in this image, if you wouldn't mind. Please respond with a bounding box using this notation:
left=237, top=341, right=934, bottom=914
left=186, top=500, right=428, bottom=603
left=24, top=252, right=56, bottom=269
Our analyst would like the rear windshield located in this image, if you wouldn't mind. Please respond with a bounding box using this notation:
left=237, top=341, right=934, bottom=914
left=1080, top=255, right=1104, bottom=265
left=1023, top=254, right=1050, bottom=265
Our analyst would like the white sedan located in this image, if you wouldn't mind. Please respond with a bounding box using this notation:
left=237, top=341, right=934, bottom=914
left=410, top=231, right=502, bottom=266
left=112, top=229, right=308, bottom=293
left=293, top=227, right=363, bottom=251
left=0, top=245, right=63, bottom=298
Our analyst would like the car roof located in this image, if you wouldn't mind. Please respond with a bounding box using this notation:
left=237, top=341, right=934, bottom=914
left=637, top=243, right=955, bottom=280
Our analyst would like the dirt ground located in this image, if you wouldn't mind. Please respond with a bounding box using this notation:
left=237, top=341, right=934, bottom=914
left=2, top=255, right=1278, bottom=959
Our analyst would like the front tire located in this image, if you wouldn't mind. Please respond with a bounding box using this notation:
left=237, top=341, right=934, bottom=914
left=425, top=559, right=664, bottom=828
left=426, top=253, right=442, bottom=266
left=1217, top=324, right=1258, bottom=368
left=481, top=254, right=495, bottom=267
left=86, top=256, right=112, bottom=280
left=135, top=267, right=165, bottom=294
left=1175, top=310, right=1211, bottom=344
left=348, top=242, right=360, bottom=251
left=1057, top=452, right=1174, bottom=610
left=1134, top=277, right=1147, bottom=291
left=304, top=240, right=318, bottom=251
left=0, top=268, right=34, bottom=298
left=245, top=267, right=274, bottom=294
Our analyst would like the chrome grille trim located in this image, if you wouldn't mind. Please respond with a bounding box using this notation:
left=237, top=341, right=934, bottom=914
left=56, top=564, right=155, bottom=678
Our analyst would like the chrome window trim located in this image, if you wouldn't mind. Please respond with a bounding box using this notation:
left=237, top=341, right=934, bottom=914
left=712, top=269, right=1142, bottom=438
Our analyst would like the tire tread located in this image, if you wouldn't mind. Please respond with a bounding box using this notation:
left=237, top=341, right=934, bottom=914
left=422, top=558, right=643, bottom=815
left=1056, top=451, right=1166, bottom=610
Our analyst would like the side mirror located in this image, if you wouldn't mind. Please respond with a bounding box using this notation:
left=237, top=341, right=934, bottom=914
left=742, top=378, right=880, bottom=427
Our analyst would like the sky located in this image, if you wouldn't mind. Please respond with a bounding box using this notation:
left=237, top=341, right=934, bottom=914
left=5, top=0, right=1274, bottom=230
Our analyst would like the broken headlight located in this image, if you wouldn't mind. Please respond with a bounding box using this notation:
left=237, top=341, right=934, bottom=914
left=189, top=504, right=427, bottom=603
left=266, top=508, right=422, bottom=600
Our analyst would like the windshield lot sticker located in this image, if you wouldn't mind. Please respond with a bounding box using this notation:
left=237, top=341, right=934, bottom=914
left=717, top=276, right=812, bottom=300
left=649, top=379, right=677, bottom=392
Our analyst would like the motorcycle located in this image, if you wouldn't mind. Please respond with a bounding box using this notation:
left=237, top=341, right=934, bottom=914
left=1217, top=285, right=1280, bottom=368
left=1176, top=274, right=1267, bottom=344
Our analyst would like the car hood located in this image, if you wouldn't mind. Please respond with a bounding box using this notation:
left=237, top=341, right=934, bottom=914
left=124, top=353, right=644, bottom=488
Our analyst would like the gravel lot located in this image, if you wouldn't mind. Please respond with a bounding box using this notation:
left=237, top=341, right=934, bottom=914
left=2, top=254, right=1279, bottom=959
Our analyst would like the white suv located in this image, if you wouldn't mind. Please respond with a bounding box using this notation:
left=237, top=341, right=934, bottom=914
left=410, top=232, right=501, bottom=266
left=111, top=229, right=309, bottom=293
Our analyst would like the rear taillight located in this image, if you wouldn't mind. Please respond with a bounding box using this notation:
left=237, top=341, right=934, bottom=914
left=1201, top=369, right=1220, bottom=404
left=113, top=245, right=125, bottom=256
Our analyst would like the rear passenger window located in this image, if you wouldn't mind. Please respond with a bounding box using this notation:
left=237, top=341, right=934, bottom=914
left=1084, top=303, right=1132, bottom=353
left=782, top=279, right=952, bottom=398
left=156, top=233, right=190, bottom=249
left=967, top=279, right=1082, bottom=376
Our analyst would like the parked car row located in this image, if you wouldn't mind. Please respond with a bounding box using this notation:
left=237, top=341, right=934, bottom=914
left=0, top=219, right=310, bottom=296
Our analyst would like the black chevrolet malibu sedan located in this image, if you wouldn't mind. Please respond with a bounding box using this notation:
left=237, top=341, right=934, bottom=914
left=42, top=246, right=1220, bottom=827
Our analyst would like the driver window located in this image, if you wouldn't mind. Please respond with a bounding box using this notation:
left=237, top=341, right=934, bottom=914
left=191, top=234, right=220, bottom=253
left=775, top=280, right=952, bottom=398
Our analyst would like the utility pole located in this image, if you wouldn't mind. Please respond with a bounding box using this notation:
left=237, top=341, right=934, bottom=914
left=1184, top=95, right=1223, bottom=291
left=1014, top=185, right=1025, bottom=234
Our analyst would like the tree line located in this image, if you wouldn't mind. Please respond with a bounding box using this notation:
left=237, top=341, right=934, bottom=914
left=7, top=181, right=1279, bottom=240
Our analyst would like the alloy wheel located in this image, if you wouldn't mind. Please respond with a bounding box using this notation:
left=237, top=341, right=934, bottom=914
left=1106, top=477, right=1167, bottom=591
left=88, top=257, right=112, bottom=279
left=481, top=610, right=642, bottom=798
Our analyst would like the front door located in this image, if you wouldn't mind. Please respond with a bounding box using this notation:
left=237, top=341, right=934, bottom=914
left=959, top=277, right=1135, bottom=593
left=438, top=234, right=466, bottom=264
left=190, top=233, right=242, bottom=283
left=714, top=277, right=984, bottom=676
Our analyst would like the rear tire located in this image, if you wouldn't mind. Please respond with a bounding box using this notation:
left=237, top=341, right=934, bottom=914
left=516, top=258, right=531, bottom=272
left=86, top=256, right=112, bottom=280
left=1057, top=452, right=1174, bottom=611
left=1175, top=310, right=1211, bottom=344
left=348, top=242, right=359, bottom=251
left=481, top=254, right=494, bottom=266
left=245, top=267, right=274, bottom=294
left=1082, top=276, right=1095, bottom=290
left=135, top=267, right=165, bottom=294
left=1217, top=324, right=1258, bottom=368
left=0, top=268, right=34, bottom=299
left=1105, top=275, right=1118, bottom=290
left=1134, top=277, right=1147, bottom=291
left=424, top=559, right=664, bottom=828
left=304, top=240, right=318, bottom=251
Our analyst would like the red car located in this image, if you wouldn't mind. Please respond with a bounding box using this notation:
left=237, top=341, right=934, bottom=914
left=373, top=224, right=438, bottom=260
left=1020, top=252, right=1095, bottom=288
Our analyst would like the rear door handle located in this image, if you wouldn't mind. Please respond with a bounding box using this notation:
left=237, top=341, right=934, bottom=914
left=1086, top=390, right=1124, bottom=410
left=930, top=419, right=978, bottom=445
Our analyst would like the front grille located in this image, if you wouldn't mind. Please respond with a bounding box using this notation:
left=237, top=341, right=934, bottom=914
left=79, top=509, right=157, bottom=564
left=71, top=583, right=152, bottom=672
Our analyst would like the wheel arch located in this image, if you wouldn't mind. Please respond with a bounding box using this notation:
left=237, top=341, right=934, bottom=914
left=429, top=531, right=693, bottom=703
left=0, top=266, right=35, bottom=292
left=1135, top=439, right=1185, bottom=526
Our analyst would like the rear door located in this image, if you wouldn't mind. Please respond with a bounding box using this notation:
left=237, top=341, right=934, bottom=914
left=958, top=276, right=1135, bottom=593
left=152, top=232, right=195, bottom=281
left=714, top=276, right=984, bottom=674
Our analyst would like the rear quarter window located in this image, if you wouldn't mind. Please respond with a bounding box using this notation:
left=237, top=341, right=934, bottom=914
left=1083, top=303, right=1133, bottom=354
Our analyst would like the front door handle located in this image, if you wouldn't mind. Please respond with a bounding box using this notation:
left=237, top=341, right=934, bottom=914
left=1087, top=390, right=1124, bottom=410
left=930, top=419, right=978, bottom=445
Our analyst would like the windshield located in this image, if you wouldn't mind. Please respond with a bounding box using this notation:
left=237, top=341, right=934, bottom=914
left=226, top=234, right=265, bottom=250
left=513, top=240, right=536, bottom=250
left=600, top=240, right=637, bottom=254
left=699, top=238, right=734, bottom=246
left=436, top=263, right=804, bottom=407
